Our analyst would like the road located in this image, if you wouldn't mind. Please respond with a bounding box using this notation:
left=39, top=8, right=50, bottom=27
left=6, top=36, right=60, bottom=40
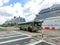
left=0, top=28, right=38, bottom=45
left=35, top=30, right=60, bottom=45
left=0, top=27, right=60, bottom=45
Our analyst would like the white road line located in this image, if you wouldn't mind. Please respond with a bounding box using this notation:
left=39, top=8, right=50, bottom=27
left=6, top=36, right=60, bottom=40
left=27, top=40, right=55, bottom=45
left=51, top=37, right=60, bottom=39
left=0, top=35, right=24, bottom=39
left=0, top=37, right=31, bottom=44
left=43, top=40, right=55, bottom=45
left=0, top=33, right=21, bottom=35
left=13, top=31, right=31, bottom=37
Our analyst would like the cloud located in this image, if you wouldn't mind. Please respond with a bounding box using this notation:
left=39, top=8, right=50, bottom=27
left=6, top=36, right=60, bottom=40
left=0, top=0, right=3, bottom=6
left=0, top=9, right=12, bottom=17
left=13, top=3, right=24, bottom=17
left=39, top=0, right=60, bottom=9
left=3, top=0, right=10, bottom=3
left=26, top=14, right=36, bottom=22
left=0, top=15, right=13, bottom=24
left=24, top=0, right=43, bottom=14
left=0, top=0, right=60, bottom=24
left=0, top=16, right=7, bottom=24
left=23, top=0, right=60, bottom=21
left=0, top=0, right=10, bottom=6
left=0, top=2, right=27, bottom=24
left=0, top=3, right=24, bottom=17
left=24, top=0, right=60, bottom=15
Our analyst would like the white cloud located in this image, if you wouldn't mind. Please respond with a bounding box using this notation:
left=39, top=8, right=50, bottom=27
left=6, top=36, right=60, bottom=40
left=0, top=3, right=24, bottom=17
left=0, top=16, right=7, bottom=24
left=0, top=6, right=13, bottom=16
left=39, top=0, right=60, bottom=9
left=13, top=3, right=24, bottom=17
left=23, top=0, right=60, bottom=22
left=0, top=2, right=26, bottom=24
left=0, top=16, right=13, bottom=24
left=0, top=0, right=3, bottom=6
left=26, top=15, right=36, bottom=22
left=0, top=0, right=10, bottom=6
left=3, top=0, right=10, bottom=3
left=0, top=0, right=60, bottom=24
left=24, top=0, right=43, bottom=14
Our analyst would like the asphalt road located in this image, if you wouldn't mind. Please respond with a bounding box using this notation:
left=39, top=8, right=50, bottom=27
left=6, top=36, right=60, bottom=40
left=36, top=42, right=51, bottom=45
left=0, top=28, right=38, bottom=45
left=0, top=28, right=60, bottom=45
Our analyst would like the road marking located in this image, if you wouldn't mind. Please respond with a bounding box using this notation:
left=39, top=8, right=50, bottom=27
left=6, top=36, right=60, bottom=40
left=16, top=44, right=20, bottom=45
left=13, top=31, right=31, bottom=37
left=51, top=37, right=60, bottom=39
left=27, top=40, right=55, bottom=45
left=43, top=40, right=55, bottom=45
left=0, top=37, right=31, bottom=44
left=0, top=33, right=21, bottom=36
left=0, top=35, right=24, bottom=39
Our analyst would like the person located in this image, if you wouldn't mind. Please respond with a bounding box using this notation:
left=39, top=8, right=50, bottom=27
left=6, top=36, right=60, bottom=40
left=33, top=27, right=37, bottom=32
left=28, top=26, right=32, bottom=32
left=20, top=27, right=23, bottom=30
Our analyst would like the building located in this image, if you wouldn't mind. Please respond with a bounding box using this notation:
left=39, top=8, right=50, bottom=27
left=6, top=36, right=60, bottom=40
left=5, top=16, right=25, bottom=25
left=35, top=4, right=60, bottom=29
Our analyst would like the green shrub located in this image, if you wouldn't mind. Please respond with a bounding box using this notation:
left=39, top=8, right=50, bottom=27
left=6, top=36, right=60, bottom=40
left=1, top=23, right=14, bottom=27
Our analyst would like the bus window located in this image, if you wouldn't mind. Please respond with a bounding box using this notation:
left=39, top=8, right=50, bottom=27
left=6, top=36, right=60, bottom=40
left=35, top=24, right=37, bottom=26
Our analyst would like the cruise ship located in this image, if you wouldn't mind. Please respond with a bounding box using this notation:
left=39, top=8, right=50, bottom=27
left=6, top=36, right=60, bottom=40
left=35, top=4, right=60, bottom=29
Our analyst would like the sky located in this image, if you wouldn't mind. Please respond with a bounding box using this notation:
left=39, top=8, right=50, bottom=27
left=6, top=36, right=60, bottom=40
left=0, top=0, right=60, bottom=24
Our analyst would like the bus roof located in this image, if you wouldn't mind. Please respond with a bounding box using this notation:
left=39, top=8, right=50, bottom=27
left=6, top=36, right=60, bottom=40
left=18, top=20, right=43, bottom=25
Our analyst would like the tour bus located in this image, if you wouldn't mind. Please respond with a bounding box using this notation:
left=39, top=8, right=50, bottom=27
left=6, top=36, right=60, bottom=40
left=18, top=20, right=43, bottom=32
